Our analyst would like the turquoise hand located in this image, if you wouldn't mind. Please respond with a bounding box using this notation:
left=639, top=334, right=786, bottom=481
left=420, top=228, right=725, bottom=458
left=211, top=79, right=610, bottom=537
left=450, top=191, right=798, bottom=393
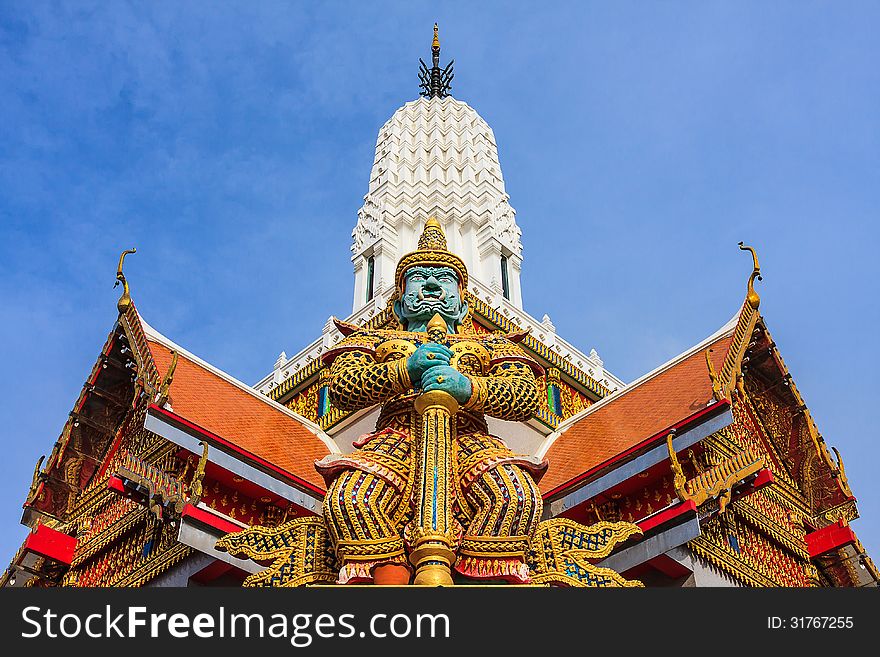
left=420, top=365, right=472, bottom=404
left=407, top=343, right=453, bottom=387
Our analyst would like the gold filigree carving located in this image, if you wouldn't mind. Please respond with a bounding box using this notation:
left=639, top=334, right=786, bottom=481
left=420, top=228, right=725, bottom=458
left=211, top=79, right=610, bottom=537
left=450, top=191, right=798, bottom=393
left=529, top=518, right=643, bottom=587
left=668, top=434, right=765, bottom=514
left=375, top=339, right=417, bottom=364
left=821, top=501, right=858, bottom=525
left=449, top=340, right=490, bottom=375
left=216, top=517, right=337, bottom=587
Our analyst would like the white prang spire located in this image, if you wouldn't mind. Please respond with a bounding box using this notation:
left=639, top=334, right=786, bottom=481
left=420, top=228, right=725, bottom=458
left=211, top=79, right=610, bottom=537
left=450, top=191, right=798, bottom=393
left=350, top=96, right=524, bottom=313
left=255, top=29, right=623, bottom=398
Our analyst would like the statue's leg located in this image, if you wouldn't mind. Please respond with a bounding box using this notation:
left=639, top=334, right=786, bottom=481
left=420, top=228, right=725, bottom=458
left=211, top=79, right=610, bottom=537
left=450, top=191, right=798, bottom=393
left=457, top=462, right=543, bottom=583
left=323, top=468, right=410, bottom=584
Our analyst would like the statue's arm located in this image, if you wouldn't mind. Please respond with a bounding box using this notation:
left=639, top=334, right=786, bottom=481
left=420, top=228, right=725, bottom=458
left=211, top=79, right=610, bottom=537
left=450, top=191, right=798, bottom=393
left=463, top=361, right=539, bottom=422
left=327, top=350, right=411, bottom=411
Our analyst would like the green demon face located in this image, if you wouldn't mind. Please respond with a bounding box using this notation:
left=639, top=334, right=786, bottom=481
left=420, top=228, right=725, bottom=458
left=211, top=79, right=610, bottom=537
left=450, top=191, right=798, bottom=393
left=393, top=265, right=468, bottom=332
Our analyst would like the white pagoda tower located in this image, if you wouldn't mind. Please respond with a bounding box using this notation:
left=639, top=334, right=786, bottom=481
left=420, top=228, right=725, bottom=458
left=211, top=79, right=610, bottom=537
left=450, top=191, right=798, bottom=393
left=351, top=25, right=523, bottom=314
left=350, top=94, right=523, bottom=312
left=257, top=25, right=621, bottom=412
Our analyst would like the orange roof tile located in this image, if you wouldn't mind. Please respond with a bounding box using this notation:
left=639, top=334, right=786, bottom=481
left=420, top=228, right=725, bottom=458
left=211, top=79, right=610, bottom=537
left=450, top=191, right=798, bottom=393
left=540, top=330, right=735, bottom=496
left=146, top=336, right=331, bottom=491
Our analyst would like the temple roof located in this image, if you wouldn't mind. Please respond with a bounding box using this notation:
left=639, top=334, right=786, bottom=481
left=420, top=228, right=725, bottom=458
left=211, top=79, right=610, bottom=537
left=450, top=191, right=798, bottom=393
left=140, top=316, right=336, bottom=491
left=538, top=315, right=739, bottom=496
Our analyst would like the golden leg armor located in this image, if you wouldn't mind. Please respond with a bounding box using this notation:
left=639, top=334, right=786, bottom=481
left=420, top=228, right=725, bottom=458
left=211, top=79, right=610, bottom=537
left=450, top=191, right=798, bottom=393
left=323, top=469, right=409, bottom=584
left=456, top=463, right=543, bottom=583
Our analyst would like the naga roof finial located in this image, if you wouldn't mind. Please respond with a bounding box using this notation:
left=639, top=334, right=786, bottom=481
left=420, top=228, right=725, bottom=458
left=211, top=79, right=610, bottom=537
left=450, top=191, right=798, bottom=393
left=738, top=242, right=762, bottom=310
left=418, top=23, right=454, bottom=98
left=189, top=441, right=209, bottom=505
left=831, top=446, right=852, bottom=495
left=666, top=433, right=688, bottom=501
left=156, top=350, right=178, bottom=409
left=705, top=348, right=725, bottom=402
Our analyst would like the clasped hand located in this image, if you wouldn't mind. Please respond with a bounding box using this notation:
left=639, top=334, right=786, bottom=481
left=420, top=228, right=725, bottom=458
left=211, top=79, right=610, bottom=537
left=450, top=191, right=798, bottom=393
left=406, top=343, right=472, bottom=404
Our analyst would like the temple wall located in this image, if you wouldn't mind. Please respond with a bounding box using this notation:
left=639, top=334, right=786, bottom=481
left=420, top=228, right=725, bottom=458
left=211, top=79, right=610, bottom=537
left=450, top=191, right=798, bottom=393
left=486, top=417, right=548, bottom=457
left=329, top=406, right=383, bottom=455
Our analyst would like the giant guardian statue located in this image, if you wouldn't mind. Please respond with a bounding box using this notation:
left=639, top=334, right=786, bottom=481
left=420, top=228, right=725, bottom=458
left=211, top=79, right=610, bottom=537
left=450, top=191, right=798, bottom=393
left=217, top=220, right=642, bottom=587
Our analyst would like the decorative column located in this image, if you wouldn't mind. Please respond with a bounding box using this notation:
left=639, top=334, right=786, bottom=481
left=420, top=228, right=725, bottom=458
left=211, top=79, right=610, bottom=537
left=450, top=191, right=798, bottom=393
left=409, top=313, right=458, bottom=585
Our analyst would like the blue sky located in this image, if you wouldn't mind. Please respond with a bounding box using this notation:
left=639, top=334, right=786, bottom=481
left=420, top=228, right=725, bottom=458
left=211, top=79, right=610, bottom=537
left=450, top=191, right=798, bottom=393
left=1, top=2, right=878, bottom=571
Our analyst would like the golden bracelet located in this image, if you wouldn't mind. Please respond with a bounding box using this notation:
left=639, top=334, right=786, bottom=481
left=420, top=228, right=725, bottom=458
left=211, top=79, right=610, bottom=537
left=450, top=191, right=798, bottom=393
left=390, top=358, right=412, bottom=393
left=463, top=377, right=489, bottom=410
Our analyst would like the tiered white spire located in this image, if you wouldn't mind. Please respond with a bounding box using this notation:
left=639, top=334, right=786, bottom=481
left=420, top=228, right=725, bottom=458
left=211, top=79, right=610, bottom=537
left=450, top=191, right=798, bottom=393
left=351, top=96, right=524, bottom=312
left=256, top=30, right=623, bottom=401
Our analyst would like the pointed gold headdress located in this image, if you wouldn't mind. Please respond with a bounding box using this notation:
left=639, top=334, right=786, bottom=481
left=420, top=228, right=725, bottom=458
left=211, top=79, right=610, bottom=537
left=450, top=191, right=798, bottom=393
left=394, top=218, right=468, bottom=291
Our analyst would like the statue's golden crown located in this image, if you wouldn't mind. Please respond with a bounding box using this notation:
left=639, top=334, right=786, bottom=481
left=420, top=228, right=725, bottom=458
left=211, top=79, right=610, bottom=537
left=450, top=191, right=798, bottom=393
left=394, top=218, right=469, bottom=291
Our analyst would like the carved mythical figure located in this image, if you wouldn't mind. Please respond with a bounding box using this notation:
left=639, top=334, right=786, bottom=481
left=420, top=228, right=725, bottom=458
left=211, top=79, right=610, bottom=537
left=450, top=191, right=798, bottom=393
left=217, top=219, right=642, bottom=588
left=316, top=218, right=546, bottom=584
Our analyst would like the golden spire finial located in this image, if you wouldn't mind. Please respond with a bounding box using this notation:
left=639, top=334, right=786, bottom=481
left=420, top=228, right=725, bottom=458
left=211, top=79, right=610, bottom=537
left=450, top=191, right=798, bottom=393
left=418, top=22, right=453, bottom=98
left=114, top=248, right=137, bottom=314
left=738, top=242, right=762, bottom=309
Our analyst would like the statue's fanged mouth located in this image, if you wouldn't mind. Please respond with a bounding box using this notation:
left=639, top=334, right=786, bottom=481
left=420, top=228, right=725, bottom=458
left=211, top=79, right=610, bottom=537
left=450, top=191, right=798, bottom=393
left=417, top=288, right=446, bottom=302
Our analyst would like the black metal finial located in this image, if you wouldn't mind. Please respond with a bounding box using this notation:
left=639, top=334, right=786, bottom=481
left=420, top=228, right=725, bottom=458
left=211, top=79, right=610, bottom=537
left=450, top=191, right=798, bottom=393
left=418, top=23, right=454, bottom=98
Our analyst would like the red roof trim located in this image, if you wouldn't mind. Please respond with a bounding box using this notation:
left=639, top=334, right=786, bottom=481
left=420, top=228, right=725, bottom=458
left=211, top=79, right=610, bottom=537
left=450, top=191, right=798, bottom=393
left=805, top=520, right=856, bottom=559
left=22, top=524, right=77, bottom=566
left=637, top=500, right=698, bottom=535
left=107, top=475, right=127, bottom=495
left=149, top=404, right=325, bottom=497
left=544, top=399, right=730, bottom=500
left=181, top=503, right=243, bottom=535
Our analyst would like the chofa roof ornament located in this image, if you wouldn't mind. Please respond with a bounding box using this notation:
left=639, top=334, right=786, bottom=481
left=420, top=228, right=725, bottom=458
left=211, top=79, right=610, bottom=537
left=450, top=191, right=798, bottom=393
left=115, top=248, right=137, bottom=314
left=738, top=242, right=762, bottom=310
